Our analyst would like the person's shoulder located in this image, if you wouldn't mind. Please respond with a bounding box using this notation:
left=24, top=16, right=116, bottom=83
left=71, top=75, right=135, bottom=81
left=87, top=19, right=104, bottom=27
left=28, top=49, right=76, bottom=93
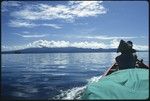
left=132, top=49, right=136, bottom=53
left=115, top=55, right=121, bottom=60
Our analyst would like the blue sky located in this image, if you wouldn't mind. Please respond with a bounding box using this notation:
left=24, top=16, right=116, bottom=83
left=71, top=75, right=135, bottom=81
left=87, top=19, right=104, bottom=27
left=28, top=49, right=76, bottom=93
left=1, top=1, right=149, bottom=50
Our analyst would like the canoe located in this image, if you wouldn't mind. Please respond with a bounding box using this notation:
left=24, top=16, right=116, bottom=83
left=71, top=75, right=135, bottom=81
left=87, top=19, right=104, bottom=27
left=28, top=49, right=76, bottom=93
left=81, top=68, right=149, bottom=100
left=103, top=59, right=149, bottom=77
left=81, top=59, right=149, bottom=100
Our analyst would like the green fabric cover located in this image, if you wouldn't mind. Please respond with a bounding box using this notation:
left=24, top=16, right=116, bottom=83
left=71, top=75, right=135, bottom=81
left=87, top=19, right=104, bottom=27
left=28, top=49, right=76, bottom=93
left=81, top=68, right=149, bottom=100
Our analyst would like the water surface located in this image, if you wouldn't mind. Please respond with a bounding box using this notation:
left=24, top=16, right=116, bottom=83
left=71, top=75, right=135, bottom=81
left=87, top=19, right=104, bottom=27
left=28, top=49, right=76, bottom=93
left=1, top=52, right=148, bottom=100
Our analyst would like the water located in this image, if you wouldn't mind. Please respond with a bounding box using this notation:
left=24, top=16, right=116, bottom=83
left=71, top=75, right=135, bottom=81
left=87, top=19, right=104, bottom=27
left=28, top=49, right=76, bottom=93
left=1, top=52, right=149, bottom=100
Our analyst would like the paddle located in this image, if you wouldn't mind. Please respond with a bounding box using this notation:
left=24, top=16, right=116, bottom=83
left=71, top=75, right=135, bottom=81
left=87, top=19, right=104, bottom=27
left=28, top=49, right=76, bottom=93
left=136, top=59, right=149, bottom=69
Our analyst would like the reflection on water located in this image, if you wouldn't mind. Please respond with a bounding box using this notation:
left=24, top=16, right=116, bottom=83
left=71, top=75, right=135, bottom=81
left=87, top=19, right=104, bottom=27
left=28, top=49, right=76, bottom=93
left=2, top=52, right=149, bottom=100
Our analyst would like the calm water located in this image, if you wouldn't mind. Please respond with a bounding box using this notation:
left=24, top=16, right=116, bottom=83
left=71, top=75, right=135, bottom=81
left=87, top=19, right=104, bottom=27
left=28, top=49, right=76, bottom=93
left=1, top=52, right=149, bottom=100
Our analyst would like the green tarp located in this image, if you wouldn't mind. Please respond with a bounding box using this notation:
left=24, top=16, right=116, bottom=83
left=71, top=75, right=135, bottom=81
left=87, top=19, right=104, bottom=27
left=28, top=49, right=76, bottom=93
left=81, top=68, right=149, bottom=100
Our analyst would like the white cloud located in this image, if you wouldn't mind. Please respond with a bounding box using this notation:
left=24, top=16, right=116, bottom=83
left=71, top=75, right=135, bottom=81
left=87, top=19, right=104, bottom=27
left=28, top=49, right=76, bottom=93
left=27, top=40, right=107, bottom=49
left=9, top=20, right=62, bottom=29
left=133, top=45, right=148, bottom=51
left=2, top=1, right=21, bottom=12
left=42, top=24, right=62, bottom=29
left=71, top=41, right=107, bottom=49
left=2, top=1, right=21, bottom=7
left=109, top=39, right=120, bottom=48
left=68, top=1, right=106, bottom=17
left=82, top=35, right=137, bottom=40
left=9, top=20, right=37, bottom=28
left=15, top=33, right=47, bottom=38
left=2, top=39, right=148, bottom=51
left=10, top=1, right=107, bottom=21
left=2, top=45, right=25, bottom=51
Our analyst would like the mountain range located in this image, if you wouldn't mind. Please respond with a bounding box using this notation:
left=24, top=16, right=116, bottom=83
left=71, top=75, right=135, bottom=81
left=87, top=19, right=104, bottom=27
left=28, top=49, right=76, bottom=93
left=2, top=47, right=118, bottom=54
left=2, top=46, right=148, bottom=54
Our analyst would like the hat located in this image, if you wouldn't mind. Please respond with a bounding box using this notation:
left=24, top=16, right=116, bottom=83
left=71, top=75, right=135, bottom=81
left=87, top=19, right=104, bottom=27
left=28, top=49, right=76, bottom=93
left=117, top=40, right=136, bottom=53
left=127, top=41, right=133, bottom=45
left=127, top=41, right=133, bottom=47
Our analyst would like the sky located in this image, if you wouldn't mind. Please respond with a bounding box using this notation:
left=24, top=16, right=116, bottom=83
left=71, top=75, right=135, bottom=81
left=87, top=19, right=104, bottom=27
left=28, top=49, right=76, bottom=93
left=1, top=1, right=149, bottom=51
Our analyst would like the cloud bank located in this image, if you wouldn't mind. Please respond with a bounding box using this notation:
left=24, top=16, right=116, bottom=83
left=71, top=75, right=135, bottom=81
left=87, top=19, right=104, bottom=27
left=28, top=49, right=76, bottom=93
left=2, top=40, right=148, bottom=51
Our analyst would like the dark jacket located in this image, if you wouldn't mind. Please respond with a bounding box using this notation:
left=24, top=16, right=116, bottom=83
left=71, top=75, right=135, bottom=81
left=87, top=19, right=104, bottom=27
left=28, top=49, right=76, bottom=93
left=115, top=53, right=137, bottom=70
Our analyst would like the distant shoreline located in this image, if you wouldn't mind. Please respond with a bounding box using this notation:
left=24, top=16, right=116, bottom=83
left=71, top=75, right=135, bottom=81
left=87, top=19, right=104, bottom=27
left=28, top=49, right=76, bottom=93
left=1, top=47, right=148, bottom=54
left=1, top=51, right=148, bottom=54
left=1, top=51, right=117, bottom=54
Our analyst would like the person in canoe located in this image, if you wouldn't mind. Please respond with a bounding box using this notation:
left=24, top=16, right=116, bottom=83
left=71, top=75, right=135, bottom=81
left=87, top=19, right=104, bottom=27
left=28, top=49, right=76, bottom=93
left=115, top=40, right=137, bottom=70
